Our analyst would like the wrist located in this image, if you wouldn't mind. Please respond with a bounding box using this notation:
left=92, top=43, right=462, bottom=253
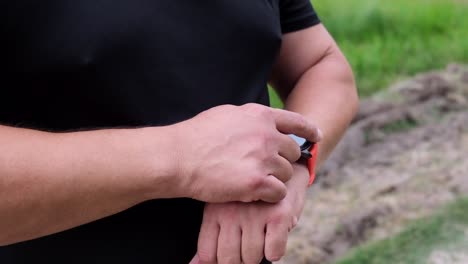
left=284, top=163, right=309, bottom=218
left=288, top=163, right=309, bottom=195
left=131, top=125, right=185, bottom=200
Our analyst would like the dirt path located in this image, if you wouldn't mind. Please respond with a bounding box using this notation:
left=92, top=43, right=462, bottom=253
left=279, top=64, right=468, bottom=264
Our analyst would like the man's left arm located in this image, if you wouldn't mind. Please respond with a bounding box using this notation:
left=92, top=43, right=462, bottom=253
left=271, top=23, right=358, bottom=169
left=192, top=24, right=358, bottom=264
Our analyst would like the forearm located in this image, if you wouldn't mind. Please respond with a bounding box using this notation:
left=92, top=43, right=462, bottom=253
left=283, top=49, right=358, bottom=167
left=0, top=125, right=178, bottom=246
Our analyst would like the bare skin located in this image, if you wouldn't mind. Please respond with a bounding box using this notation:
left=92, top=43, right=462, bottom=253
left=192, top=24, right=359, bottom=264
left=0, top=103, right=321, bottom=246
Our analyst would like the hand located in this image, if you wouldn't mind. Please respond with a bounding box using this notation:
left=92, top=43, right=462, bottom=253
left=175, top=103, right=321, bottom=203
left=191, top=164, right=310, bottom=264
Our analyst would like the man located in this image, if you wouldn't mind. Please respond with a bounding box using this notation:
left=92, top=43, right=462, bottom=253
left=0, top=0, right=357, bottom=263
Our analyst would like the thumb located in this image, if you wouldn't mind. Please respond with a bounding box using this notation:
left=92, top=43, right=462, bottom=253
left=189, top=254, right=200, bottom=264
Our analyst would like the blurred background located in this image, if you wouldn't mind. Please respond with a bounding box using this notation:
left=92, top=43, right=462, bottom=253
left=273, top=0, right=468, bottom=263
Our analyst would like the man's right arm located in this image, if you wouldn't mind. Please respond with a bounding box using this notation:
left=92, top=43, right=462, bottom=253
left=0, top=124, right=179, bottom=246
left=0, top=103, right=321, bottom=246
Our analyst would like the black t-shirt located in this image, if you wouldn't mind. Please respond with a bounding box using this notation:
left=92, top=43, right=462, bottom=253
left=0, top=1, right=320, bottom=263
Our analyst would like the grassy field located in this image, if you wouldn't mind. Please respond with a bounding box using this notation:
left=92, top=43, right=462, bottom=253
left=270, top=0, right=468, bottom=107
left=334, top=198, right=468, bottom=264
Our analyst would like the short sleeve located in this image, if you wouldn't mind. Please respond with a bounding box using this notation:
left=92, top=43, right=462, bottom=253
left=279, top=0, right=320, bottom=34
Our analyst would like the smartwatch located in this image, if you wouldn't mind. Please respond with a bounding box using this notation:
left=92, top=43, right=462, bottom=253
left=289, top=135, right=319, bottom=186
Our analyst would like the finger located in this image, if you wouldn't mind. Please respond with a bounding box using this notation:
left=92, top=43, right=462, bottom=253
left=241, top=223, right=265, bottom=264
left=218, top=224, right=242, bottom=264
left=189, top=255, right=200, bottom=264
left=277, top=134, right=301, bottom=163
left=256, top=176, right=287, bottom=203
left=271, top=108, right=322, bottom=142
left=198, top=214, right=220, bottom=264
left=267, top=155, right=294, bottom=183
left=264, top=221, right=289, bottom=262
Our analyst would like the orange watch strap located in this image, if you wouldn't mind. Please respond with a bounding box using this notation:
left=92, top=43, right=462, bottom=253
left=307, top=144, right=318, bottom=186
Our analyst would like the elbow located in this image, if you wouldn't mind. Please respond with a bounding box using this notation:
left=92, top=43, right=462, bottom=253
left=341, top=47, right=359, bottom=121
left=328, top=45, right=359, bottom=121
left=339, top=57, right=359, bottom=122
left=348, top=71, right=359, bottom=121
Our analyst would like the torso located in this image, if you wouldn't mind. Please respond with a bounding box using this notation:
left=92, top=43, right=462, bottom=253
left=1, top=1, right=282, bottom=263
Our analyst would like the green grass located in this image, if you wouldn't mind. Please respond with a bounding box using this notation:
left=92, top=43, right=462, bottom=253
left=381, top=118, right=419, bottom=134
left=333, top=197, right=468, bottom=264
left=316, top=0, right=468, bottom=97
left=270, top=0, right=468, bottom=106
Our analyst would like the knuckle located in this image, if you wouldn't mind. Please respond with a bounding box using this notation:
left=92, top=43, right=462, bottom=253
left=242, top=103, right=262, bottom=113
left=295, top=114, right=308, bottom=131
left=222, top=207, right=240, bottom=221
left=258, top=106, right=272, bottom=117
left=219, top=104, right=235, bottom=109
left=245, top=104, right=271, bottom=118
left=268, top=213, right=289, bottom=226
left=224, top=104, right=237, bottom=112
left=243, top=103, right=258, bottom=109
left=247, top=175, right=265, bottom=192
left=212, top=104, right=234, bottom=113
